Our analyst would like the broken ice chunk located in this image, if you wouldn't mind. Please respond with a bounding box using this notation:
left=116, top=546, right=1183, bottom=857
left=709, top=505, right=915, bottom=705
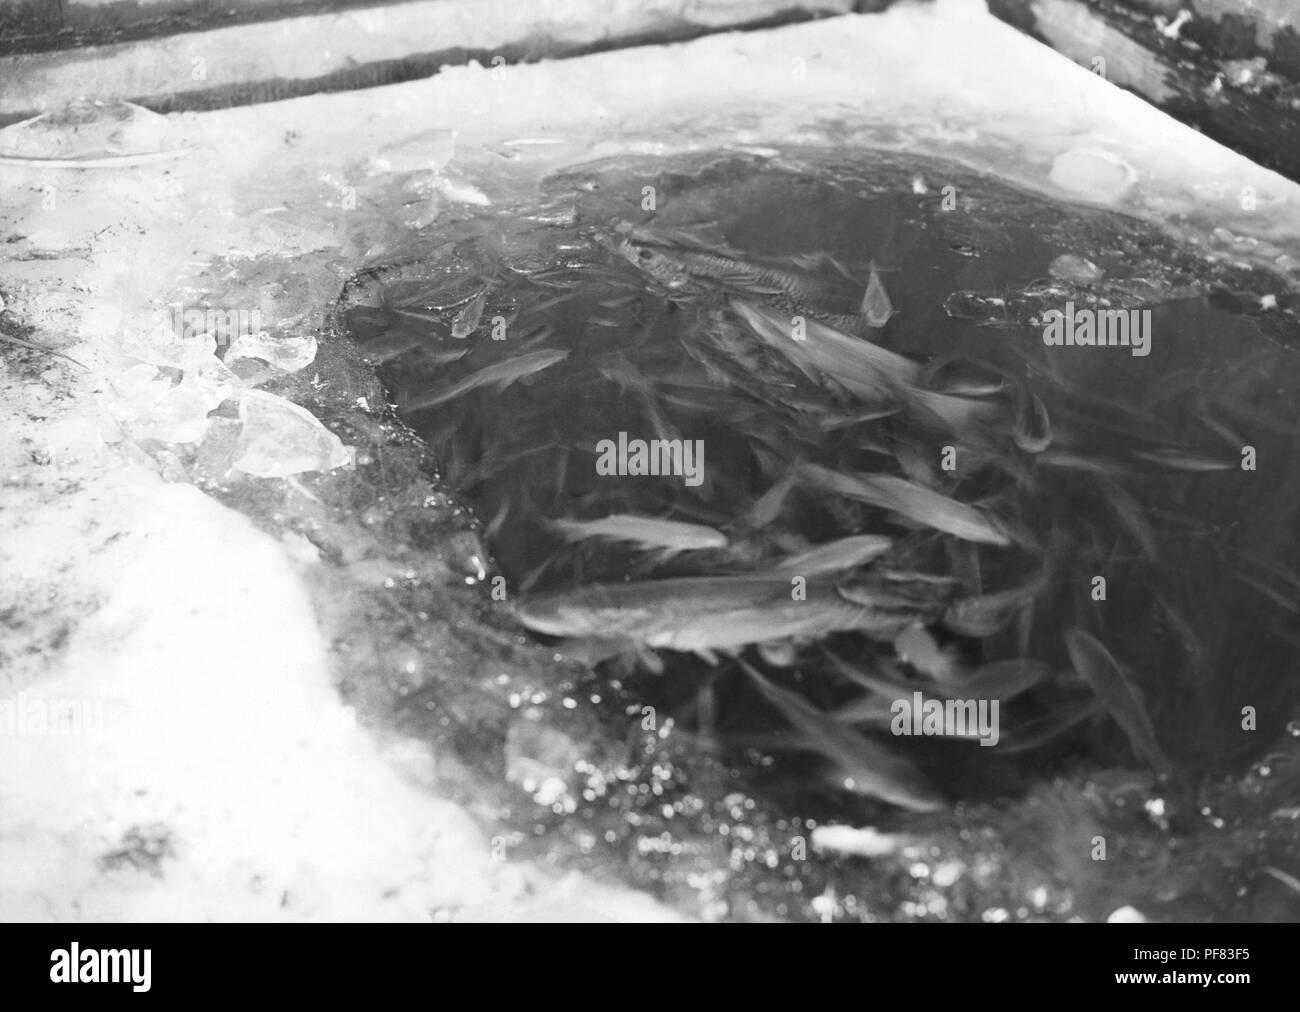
left=108, top=365, right=232, bottom=444
left=223, top=331, right=318, bottom=373
left=232, top=390, right=352, bottom=478
left=1048, top=254, right=1105, bottom=284
left=1049, top=148, right=1137, bottom=205
left=367, top=128, right=456, bottom=175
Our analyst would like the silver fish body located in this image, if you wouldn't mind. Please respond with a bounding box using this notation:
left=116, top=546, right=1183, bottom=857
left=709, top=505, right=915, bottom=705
left=738, top=660, right=945, bottom=812
left=401, top=348, right=568, bottom=412
left=548, top=514, right=728, bottom=552
left=800, top=463, right=1014, bottom=547
left=516, top=574, right=929, bottom=655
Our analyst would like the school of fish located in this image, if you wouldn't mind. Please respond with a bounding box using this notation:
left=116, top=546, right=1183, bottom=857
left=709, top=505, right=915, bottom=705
left=340, top=211, right=1285, bottom=814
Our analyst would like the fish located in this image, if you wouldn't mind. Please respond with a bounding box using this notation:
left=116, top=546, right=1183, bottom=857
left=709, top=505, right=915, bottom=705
left=1263, top=866, right=1300, bottom=897
left=1012, top=387, right=1052, bottom=453
left=609, top=238, right=702, bottom=293
left=737, top=660, right=945, bottom=812
left=392, top=307, right=445, bottom=324
left=456, top=440, right=560, bottom=489
left=527, top=291, right=578, bottom=314
left=756, top=639, right=801, bottom=667
left=518, top=323, right=557, bottom=349
left=879, top=569, right=965, bottom=591
left=831, top=650, right=1044, bottom=718
left=1232, top=555, right=1300, bottom=614
left=893, top=625, right=963, bottom=682
left=1036, top=450, right=1132, bottom=476
left=835, top=574, right=954, bottom=618
left=826, top=652, right=917, bottom=697
left=922, top=357, right=1009, bottom=397
left=554, top=636, right=665, bottom=674
left=742, top=470, right=800, bottom=529
left=450, top=290, right=488, bottom=339
left=1064, top=628, right=1172, bottom=775
left=361, top=329, right=468, bottom=365
left=997, top=696, right=1100, bottom=753
left=860, top=261, right=895, bottom=328
left=800, top=463, right=1014, bottom=547
left=400, top=348, right=567, bottom=412
left=614, top=229, right=831, bottom=304
left=734, top=299, right=919, bottom=382
left=818, top=402, right=902, bottom=429
left=1098, top=478, right=1158, bottom=559
left=614, top=221, right=739, bottom=256
left=515, top=575, right=931, bottom=658
left=792, top=250, right=860, bottom=283
left=613, top=230, right=871, bottom=334
left=942, top=658, right=1050, bottom=699
left=943, top=565, right=1053, bottom=637
left=810, top=824, right=907, bottom=859
left=773, top=534, right=894, bottom=577
left=1129, top=448, right=1235, bottom=471
left=729, top=300, right=995, bottom=432
left=547, top=514, right=728, bottom=553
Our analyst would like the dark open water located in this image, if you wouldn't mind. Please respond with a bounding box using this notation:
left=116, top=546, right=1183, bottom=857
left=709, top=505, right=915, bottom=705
left=342, top=148, right=1300, bottom=808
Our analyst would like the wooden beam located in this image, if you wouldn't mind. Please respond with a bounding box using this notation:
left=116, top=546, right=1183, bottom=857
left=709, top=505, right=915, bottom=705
left=0, top=0, right=858, bottom=121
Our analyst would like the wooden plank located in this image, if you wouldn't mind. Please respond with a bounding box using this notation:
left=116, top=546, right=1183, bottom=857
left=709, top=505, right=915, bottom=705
left=1, top=0, right=899, bottom=55
left=1, top=1, right=426, bottom=55
left=0, top=0, right=859, bottom=121
left=989, top=0, right=1300, bottom=183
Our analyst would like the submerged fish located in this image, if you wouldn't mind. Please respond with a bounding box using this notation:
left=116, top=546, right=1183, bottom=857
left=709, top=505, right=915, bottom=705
left=773, top=534, right=894, bottom=577
left=450, top=290, right=488, bottom=338
left=1013, top=387, right=1052, bottom=453
left=609, top=238, right=703, bottom=293
left=1129, top=448, right=1235, bottom=471
left=615, top=230, right=828, bottom=301
left=943, top=565, right=1053, bottom=638
left=515, top=575, right=930, bottom=658
left=942, top=658, right=1050, bottom=699
left=359, top=328, right=449, bottom=365
left=836, top=572, right=954, bottom=618
left=731, top=297, right=915, bottom=381
left=548, top=514, right=728, bottom=553
left=756, top=638, right=801, bottom=667
left=1099, top=478, right=1158, bottom=559
left=922, top=357, right=1009, bottom=398
left=800, top=463, right=1014, bottom=547
left=1036, top=450, right=1133, bottom=476
left=614, top=231, right=872, bottom=331
left=860, top=261, right=895, bottom=328
left=831, top=651, right=1043, bottom=716
left=729, top=299, right=994, bottom=432
left=737, top=660, right=945, bottom=812
left=826, top=652, right=917, bottom=698
left=742, top=470, right=800, bottom=529
left=400, top=348, right=568, bottom=412
left=893, top=625, right=963, bottom=682
left=1064, top=628, right=1172, bottom=775
left=1232, top=555, right=1300, bottom=614
left=998, top=696, right=1100, bottom=753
